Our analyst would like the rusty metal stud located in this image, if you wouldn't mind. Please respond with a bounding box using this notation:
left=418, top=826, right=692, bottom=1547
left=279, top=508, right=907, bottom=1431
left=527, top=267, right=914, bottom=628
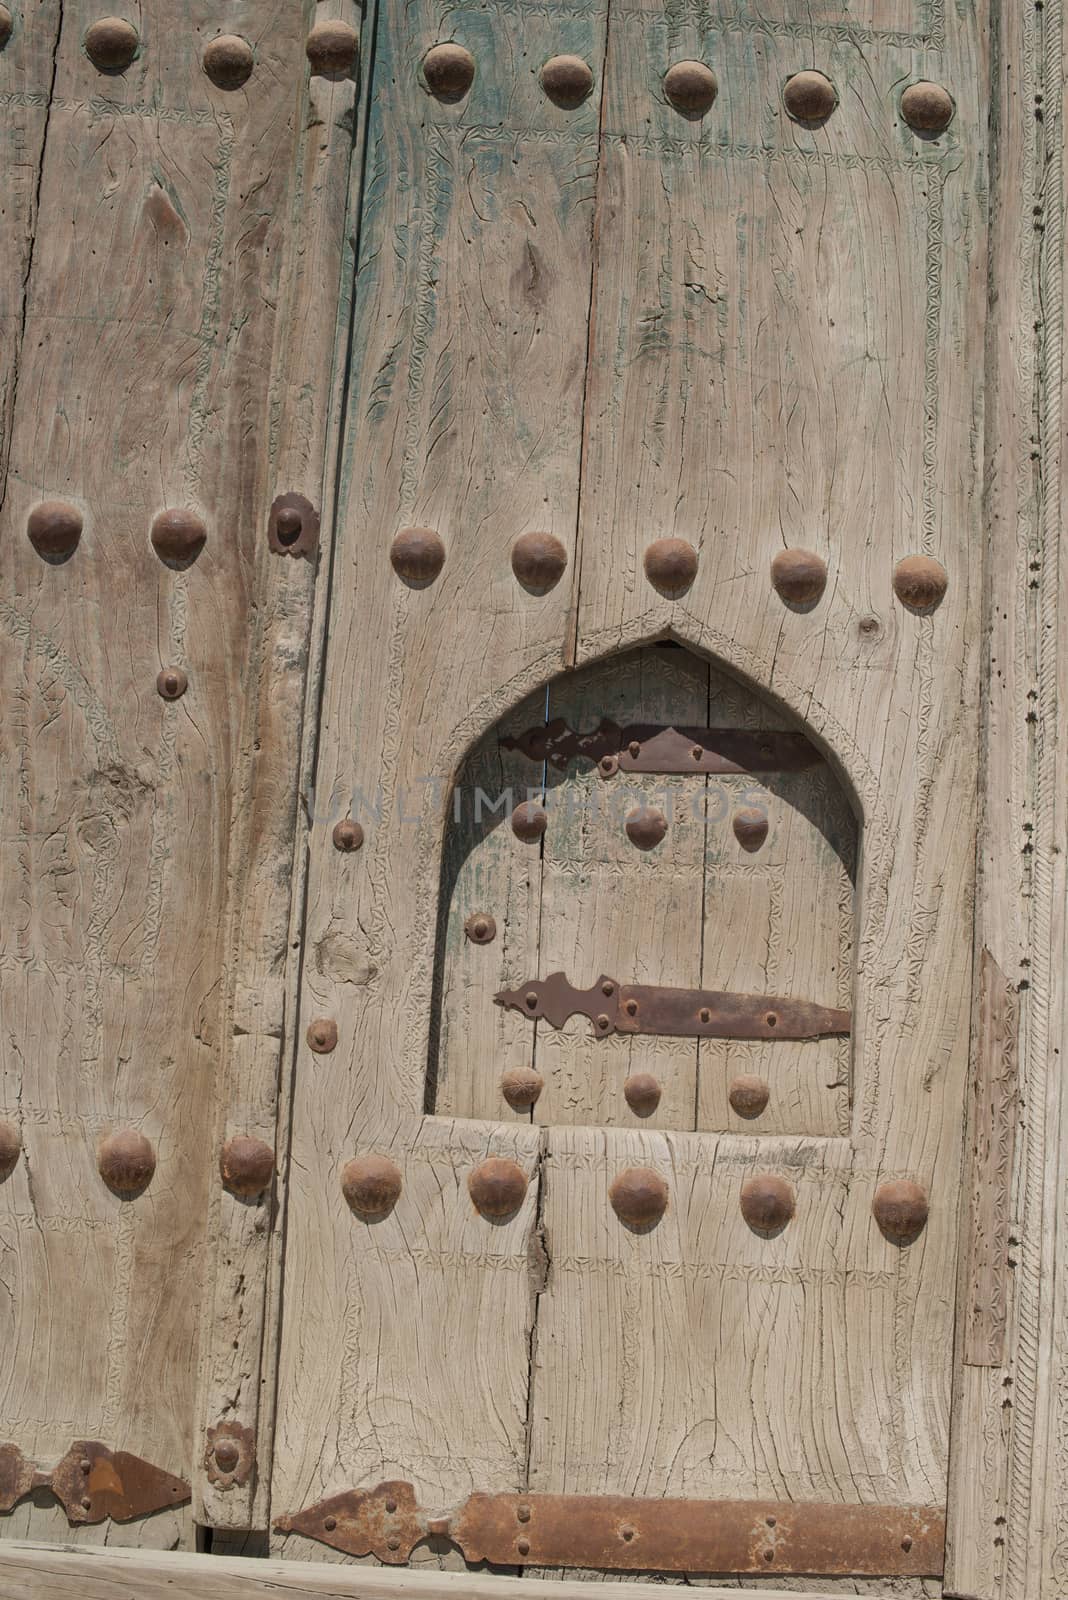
left=625, top=805, right=667, bottom=851
left=150, top=508, right=207, bottom=565
left=307, top=1018, right=338, bottom=1054
left=740, top=1174, right=795, bottom=1232
left=203, top=34, right=254, bottom=89
left=623, top=1073, right=661, bottom=1116
left=268, top=491, right=319, bottom=557
left=643, top=537, right=698, bottom=597
left=220, top=1135, right=275, bottom=1198
left=204, top=1420, right=255, bottom=1490
left=540, top=54, right=593, bottom=107
left=468, top=1157, right=528, bottom=1219
left=423, top=42, right=475, bottom=99
left=0, top=7, right=11, bottom=47
left=306, top=20, right=359, bottom=75
left=84, top=17, right=138, bottom=70
left=598, top=754, right=619, bottom=779
left=511, top=531, right=568, bottom=592
left=771, top=547, right=827, bottom=605
left=729, top=1075, right=770, bottom=1118
left=390, top=526, right=445, bottom=584
left=511, top=800, right=547, bottom=842
left=663, top=60, right=717, bottom=115
left=893, top=555, right=948, bottom=612
left=872, top=1179, right=929, bottom=1244
left=901, top=81, right=955, bottom=133
left=0, top=1121, right=21, bottom=1180
left=332, top=818, right=365, bottom=852
left=156, top=667, right=188, bottom=700
left=213, top=1440, right=240, bottom=1473
left=501, top=1067, right=544, bottom=1109
left=27, top=500, right=82, bottom=561
left=609, top=1166, right=669, bottom=1228
left=341, top=1155, right=403, bottom=1218
left=98, top=1129, right=156, bottom=1197
left=732, top=807, right=768, bottom=852
left=464, top=912, right=497, bottom=944
left=783, top=70, right=837, bottom=123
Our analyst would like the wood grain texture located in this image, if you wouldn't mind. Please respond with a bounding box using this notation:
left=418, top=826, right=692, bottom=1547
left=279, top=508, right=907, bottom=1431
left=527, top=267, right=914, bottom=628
left=962, top=952, right=1018, bottom=1370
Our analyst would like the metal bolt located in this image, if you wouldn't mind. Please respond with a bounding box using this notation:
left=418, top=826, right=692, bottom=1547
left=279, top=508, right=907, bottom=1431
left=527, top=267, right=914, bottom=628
left=770, top=547, right=827, bottom=605
left=765, top=1516, right=776, bottom=1528
left=464, top=913, right=496, bottom=944
left=526, top=991, right=538, bottom=1009
left=202, top=33, right=254, bottom=89
left=517, top=1505, right=531, bottom=1523
left=307, top=1018, right=338, bottom=1053
left=517, top=1538, right=530, bottom=1556
left=325, top=1516, right=337, bottom=1531
left=332, top=819, right=364, bottom=852
left=82, top=1497, right=92, bottom=1511
left=540, top=54, right=593, bottom=107
left=84, top=17, right=139, bottom=71
left=699, top=1006, right=711, bottom=1024
left=385, top=1499, right=397, bottom=1513
left=156, top=668, right=188, bottom=700
left=623, top=998, right=638, bottom=1017
left=80, top=1459, right=92, bottom=1475
left=900, top=81, right=954, bottom=134
left=341, top=1155, right=403, bottom=1218
left=423, top=42, right=475, bottom=99
left=621, top=1526, right=635, bottom=1542
left=894, top=554, right=948, bottom=612
left=644, top=536, right=698, bottom=596
left=468, top=1157, right=528, bottom=1219
left=511, top=530, right=568, bottom=592
left=599, top=755, right=619, bottom=778
left=765, top=1012, right=778, bottom=1028
left=387, top=1537, right=400, bottom=1551
left=306, top=19, right=359, bottom=75
left=691, top=745, right=702, bottom=761
left=213, top=1439, right=241, bottom=1473
left=601, top=981, right=614, bottom=996
left=782, top=69, right=837, bottom=123
left=663, top=59, right=717, bottom=115
left=763, top=1547, right=774, bottom=1562
left=151, top=508, right=207, bottom=565
left=27, top=500, right=83, bottom=561
left=609, top=1167, right=669, bottom=1228
left=740, top=1174, right=795, bottom=1234
left=901, top=1534, right=913, bottom=1552
left=872, top=1180, right=929, bottom=1244
left=628, top=740, right=641, bottom=758
left=98, top=1128, right=156, bottom=1197
left=391, top=526, right=445, bottom=584
left=596, top=1013, right=611, bottom=1030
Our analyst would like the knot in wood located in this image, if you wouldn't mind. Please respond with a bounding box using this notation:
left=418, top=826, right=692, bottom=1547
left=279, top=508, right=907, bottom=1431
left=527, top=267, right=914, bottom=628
left=332, top=818, right=365, bottom=852
left=623, top=1074, right=661, bottom=1117
left=84, top=17, right=139, bottom=71
left=156, top=668, right=188, bottom=701
left=609, top=1167, right=669, bottom=1228
left=0, top=1120, right=21, bottom=1179
left=390, top=526, right=445, bottom=584
left=625, top=805, right=668, bottom=851
left=643, top=537, right=698, bottom=596
left=306, top=20, right=359, bottom=75
left=511, top=531, right=568, bottom=592
left=27, top=500, right=82, bottom=560
left=98, top=1129, right=156, bottom=1197
left=341, top=1155, right=403, bottom=1217
left=732, top=807, right=768, bottom=852
left=728, top=1075, right=770, bottom=1118
left=203, top=34, right=254, bottom=89
left=511, top=800, right=547, bottom=843
left=422, top=42, right=475, bottom=99
left=872, top=1179, right=929, bottom=1243
left=268, top=492, right=319, bottom=557
left=782, top=70, right=837, bottom=123
left=893, top=555, right=948, bottom=611
left=663, top=60, right=718, bottom=115
left=307, top=1018, right=338, bottom=1054
left=464, top=912, right=497, bottom=944
left=501, top=1067, right=544, bottom=1109
left=740, top=1174, right=794, bottom=1232
left=151, top=508, right=207, bottom=565
left=468, top=1157, right=528, bottom=1219
left=220, top=1135, right=276, bottom=1198
left=771, top=547, right=827, bottom=604
left=900, top=81, right=955, bottom=133
left=540, top=54, right=593, bottom=107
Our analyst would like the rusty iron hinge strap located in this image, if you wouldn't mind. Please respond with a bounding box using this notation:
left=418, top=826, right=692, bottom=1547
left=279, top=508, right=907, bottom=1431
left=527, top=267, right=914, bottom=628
left=495, top=972, right=851, bottom=1041
left=275, top=1483, right=943, bottom=1577
left=0, top=1440, right=189, bottom=1523
left=501, top=719, right=821, bottom=775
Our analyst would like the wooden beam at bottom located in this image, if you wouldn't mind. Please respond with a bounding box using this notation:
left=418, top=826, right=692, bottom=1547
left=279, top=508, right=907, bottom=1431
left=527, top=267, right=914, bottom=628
left=0, top=1540, right=903, bottom=1600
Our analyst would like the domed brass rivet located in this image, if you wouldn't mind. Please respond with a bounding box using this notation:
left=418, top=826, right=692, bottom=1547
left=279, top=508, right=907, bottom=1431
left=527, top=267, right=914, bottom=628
left=625, top=805, right=667, bottom=851
left=732, top=807, right=768, bottom=852
left=84, top=17, right=139, bottom=71
left=423, top=42, right=475, bottom=100
left=893, top=555, right=948, bottom=612
left=341, top=1155, right=402, bottom=1217
left=623, top=1073, right=661, bottom=1116
left=901, top=81, right=955, bottom=134
left=873, top=1179, right=929, bottom=1243
left=771, top=547, right=827, bottom=604
left=740, top=1174, right=794, bottom=1232
left=464, top=912, right=496, bottom=944
left=501, top=1067, right=544, bottom=1109
left=203, top=34, right=254, bottom=89
left=643, top=537, right=698, bottom=597
left=307, top=1018, right=338, bottom=1054
left=306, top=20, right=359, bottom=75
left=151, top=508, right=207, bottom=565
left=729, top=1075, right=770, bottom=1117
left=27, top=500, right=82, bottom=561
left=663, top=60, right=717, bottom=115
left=511, top=800, right=547, bottom=842
left=390, top=526, right=445, bottom=584
left=783, top=70, right=837, bottom=124
left=332, top=818, right=364, bottom=852
left=98, top=1129, right=156, bottom=1197
left=468, top=1157, right=528, bottom=1218
left=540, top=54, right=593, bottom=108
left=156, top=668, right=188, bottom=700
left=511, top=531, right=568, bottom=593
left=220, top=1135, right=275, bottom=1198
left=0, top=7, right=12, bottom=47
left=0, top=1121, right=21, bottom=1180
left=609, top=1166, right=668, bottom=1228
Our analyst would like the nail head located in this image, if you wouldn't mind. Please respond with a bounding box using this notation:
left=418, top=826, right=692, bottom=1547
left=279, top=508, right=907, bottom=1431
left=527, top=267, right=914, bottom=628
left=151, top=508, right=207, bottom=564
left=771, top=547, right=827, bottom=604
left=423, top=42, right=475, bottom=99
left=203, top=34, right=254, bottom=89
left=663, top=60, right=717, bottom=115
left=623, top=1073, right=661, bottom=1116
left=783, top=70, right=837, bottom=123
left=511, top=800, right=548, bottom=842
left=901, top=81, right=955, bottom=133
left=390, top=526, right=445, bottom=584
left=644, top=537, right=698, bottom=596
left=610, top=1166, right=669, bottom=1227
left=511, top=530, right=568, bottom=592
left=98, top=1128, right=156, bottom=1197
left=84, top=17, right=139, bottom=70
left=893, top=555, right=948, bottom=612
left=740, top=1174, right=795, bottom=1232
left=341, top=1154, right=403, bottom=1217
left=468, top=1156, right=528, bottom=1218
left=307, top=1018, right=338, bottom=1054
left=501, top=1067, right=544, bottom=1109
left=27, top=500, right=82, bottom=560
left=873, top=1179, right=929, bottom=1243
left=540, top=54, right=593, bottom=107
left=625, top=804, right=668, bottom=850
left=332, top=819, right=365, bottom=852
left=220, top=1134, right=275, bottom=1198
left=729, top=1075, right=770, bottom=1118
left=306, top=20, right=359, bottom=75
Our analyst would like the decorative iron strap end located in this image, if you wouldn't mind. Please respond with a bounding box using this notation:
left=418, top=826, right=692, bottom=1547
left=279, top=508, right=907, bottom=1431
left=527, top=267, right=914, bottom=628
left=495, top=973, right=850, bottom=1042
left=0, top=1440, right=190, bottom=1523
left=501, top=718, right=820, bottom=776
